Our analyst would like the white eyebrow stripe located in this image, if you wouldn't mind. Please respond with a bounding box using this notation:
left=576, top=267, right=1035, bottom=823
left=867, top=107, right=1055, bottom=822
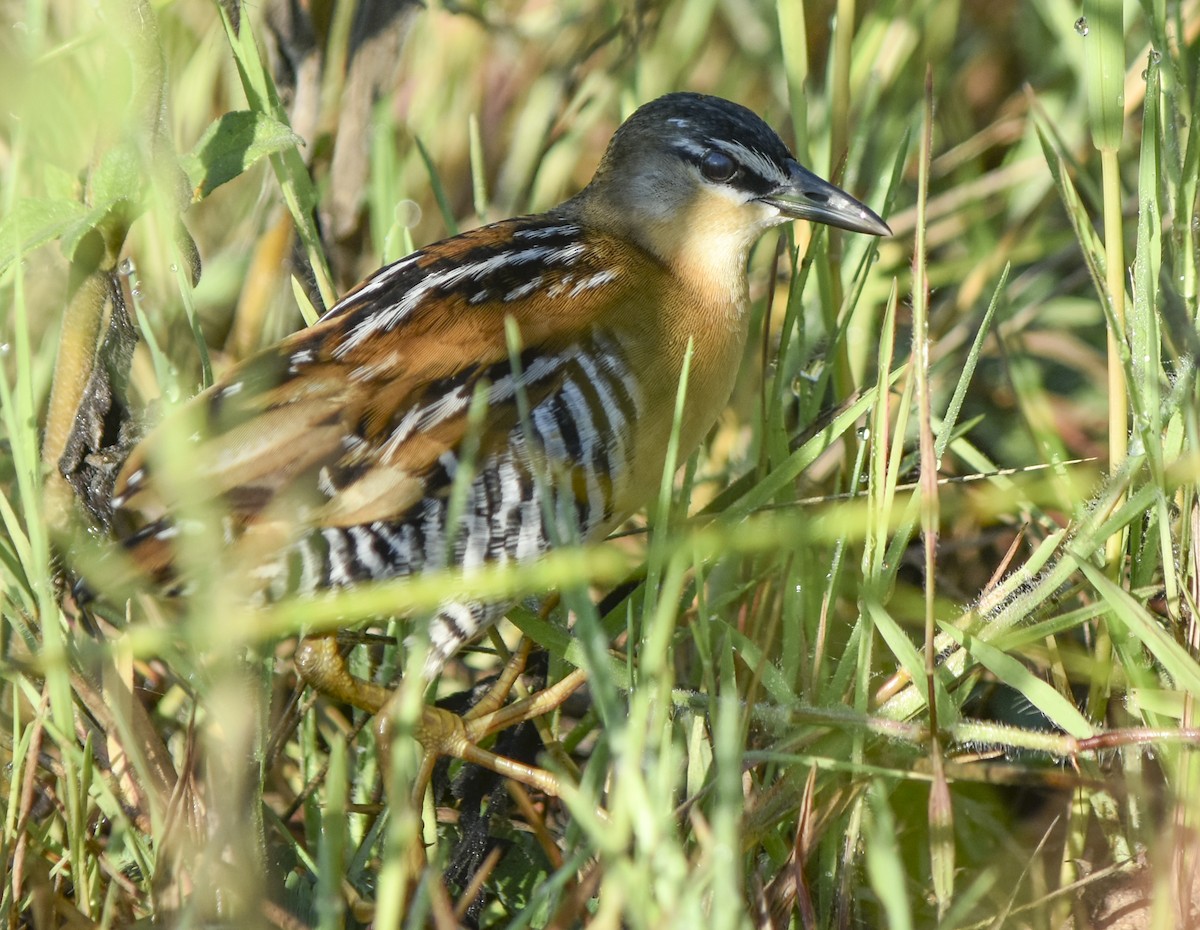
left=672, top=137, right=709, bottom=158
left=713, top=140, right=789, bottom=185
left=672, top=137, right=789, bottom=188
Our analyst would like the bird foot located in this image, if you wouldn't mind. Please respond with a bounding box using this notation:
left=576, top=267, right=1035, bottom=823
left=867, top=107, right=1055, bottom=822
left=381, top=639, right=587, bottom=805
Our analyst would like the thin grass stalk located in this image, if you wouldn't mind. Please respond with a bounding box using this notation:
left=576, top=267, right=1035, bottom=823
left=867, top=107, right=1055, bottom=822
left=316, top=734, right=348, bottom=930
left=1077, top=3, right=1129, bottom=911
left=827, top=0, right=857, bottom=480
left=776, top=0, right=808, bottom=159
left=1083, top=0, right=1129, bottom=540
left=374, top=649, right=436, bottom=923
left=1, top=145, right=89, bottom=919
left=1131, top=55, right=1178, bottom=617
left=1100, top=146, right=1129, bottom=477
left=912, top=66, right=954, bottom=916
left=828, top=0, right=854, bottom=180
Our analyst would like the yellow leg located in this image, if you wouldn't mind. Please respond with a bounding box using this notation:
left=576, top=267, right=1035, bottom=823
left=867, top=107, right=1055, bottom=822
left=463, top=639, right=537, bottom=722
left=296, top=630, right=588, bottom=800
left=382, top=643, right=589, bottom=804
left=464, top=667, right=589, bottom=746
left=296, top=627, right=590, bottom=891
left=293, top=632, right=392, bottom=713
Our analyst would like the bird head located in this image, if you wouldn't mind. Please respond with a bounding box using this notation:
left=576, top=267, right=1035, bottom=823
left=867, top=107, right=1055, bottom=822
left=574, top=92, right=890, bottom=270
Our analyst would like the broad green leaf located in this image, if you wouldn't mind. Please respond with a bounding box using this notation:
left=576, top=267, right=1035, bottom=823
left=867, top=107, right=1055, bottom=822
left=938, top=623, right=1095, bottom=739
left=181, top=110, right=302, bottom=201
left=0, top=198, right=88, bottom=275
left=88, top=140, right=146, bottom=208
left=1083, top=563, right=1200, bottom=695
left=60, top=143, right=153, bottom=260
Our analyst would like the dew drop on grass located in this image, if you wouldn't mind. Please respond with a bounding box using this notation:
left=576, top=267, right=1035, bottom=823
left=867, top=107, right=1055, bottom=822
left=395, top=199, right=422, bottom=227
left=1074, top=16, right=1089, bottom=35
left=856, top=426, right=871, bottom=440
left=118, top=258, right=134, bottom=275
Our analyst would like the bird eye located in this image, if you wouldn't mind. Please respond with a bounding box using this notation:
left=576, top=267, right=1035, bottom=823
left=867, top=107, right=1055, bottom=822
left=700, top=149, right=737, bottom=183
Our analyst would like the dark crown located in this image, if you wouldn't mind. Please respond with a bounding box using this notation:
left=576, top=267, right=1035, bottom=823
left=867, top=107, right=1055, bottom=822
left=596, top=92, right=796, bottom=194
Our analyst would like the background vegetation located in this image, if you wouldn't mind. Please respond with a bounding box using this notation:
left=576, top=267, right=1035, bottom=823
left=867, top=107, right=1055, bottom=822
left=2, top=0, right=1198, bottom=927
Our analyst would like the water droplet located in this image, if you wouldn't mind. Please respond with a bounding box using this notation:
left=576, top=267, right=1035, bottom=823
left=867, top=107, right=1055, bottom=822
left=1149, top=48, right=1162, bottom=62
left=856, top=426, right=871, bottom=440
left=0, top=343, right=10, bottom=356
left=118, top=258, right=134, bottom=275
left=1074, top=16, right=1089, bottom=35
left=132, top=285, right=144, bottom=300
left=12, top=21, right=27, bottom=33
left=169, top=263, right=178, bottom=273
left=793, top=584, right=803, bottom=595
left=395, top=199, right=421, bottom=227
left=1142, top=69, right=1149, bottom=79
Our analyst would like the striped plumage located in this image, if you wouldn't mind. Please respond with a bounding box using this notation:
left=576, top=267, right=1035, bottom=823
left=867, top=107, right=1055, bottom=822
left=109, top=92, right=889, bottom=708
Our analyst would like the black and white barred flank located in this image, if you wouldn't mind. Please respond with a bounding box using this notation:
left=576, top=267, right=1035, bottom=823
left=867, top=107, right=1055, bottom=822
left=278, top=333, right=643, bottom=672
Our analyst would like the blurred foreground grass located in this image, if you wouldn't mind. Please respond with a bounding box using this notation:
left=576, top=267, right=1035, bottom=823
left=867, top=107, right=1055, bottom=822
left=2, top=0, right=1199, bottom=927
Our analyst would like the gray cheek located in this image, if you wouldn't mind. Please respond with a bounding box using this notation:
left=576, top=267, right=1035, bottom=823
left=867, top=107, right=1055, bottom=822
left=621, top=169, right=693, bottom=219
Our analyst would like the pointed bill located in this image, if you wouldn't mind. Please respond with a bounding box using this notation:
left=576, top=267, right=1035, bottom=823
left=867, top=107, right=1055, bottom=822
left=761, top=160, right=891, bottom=236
